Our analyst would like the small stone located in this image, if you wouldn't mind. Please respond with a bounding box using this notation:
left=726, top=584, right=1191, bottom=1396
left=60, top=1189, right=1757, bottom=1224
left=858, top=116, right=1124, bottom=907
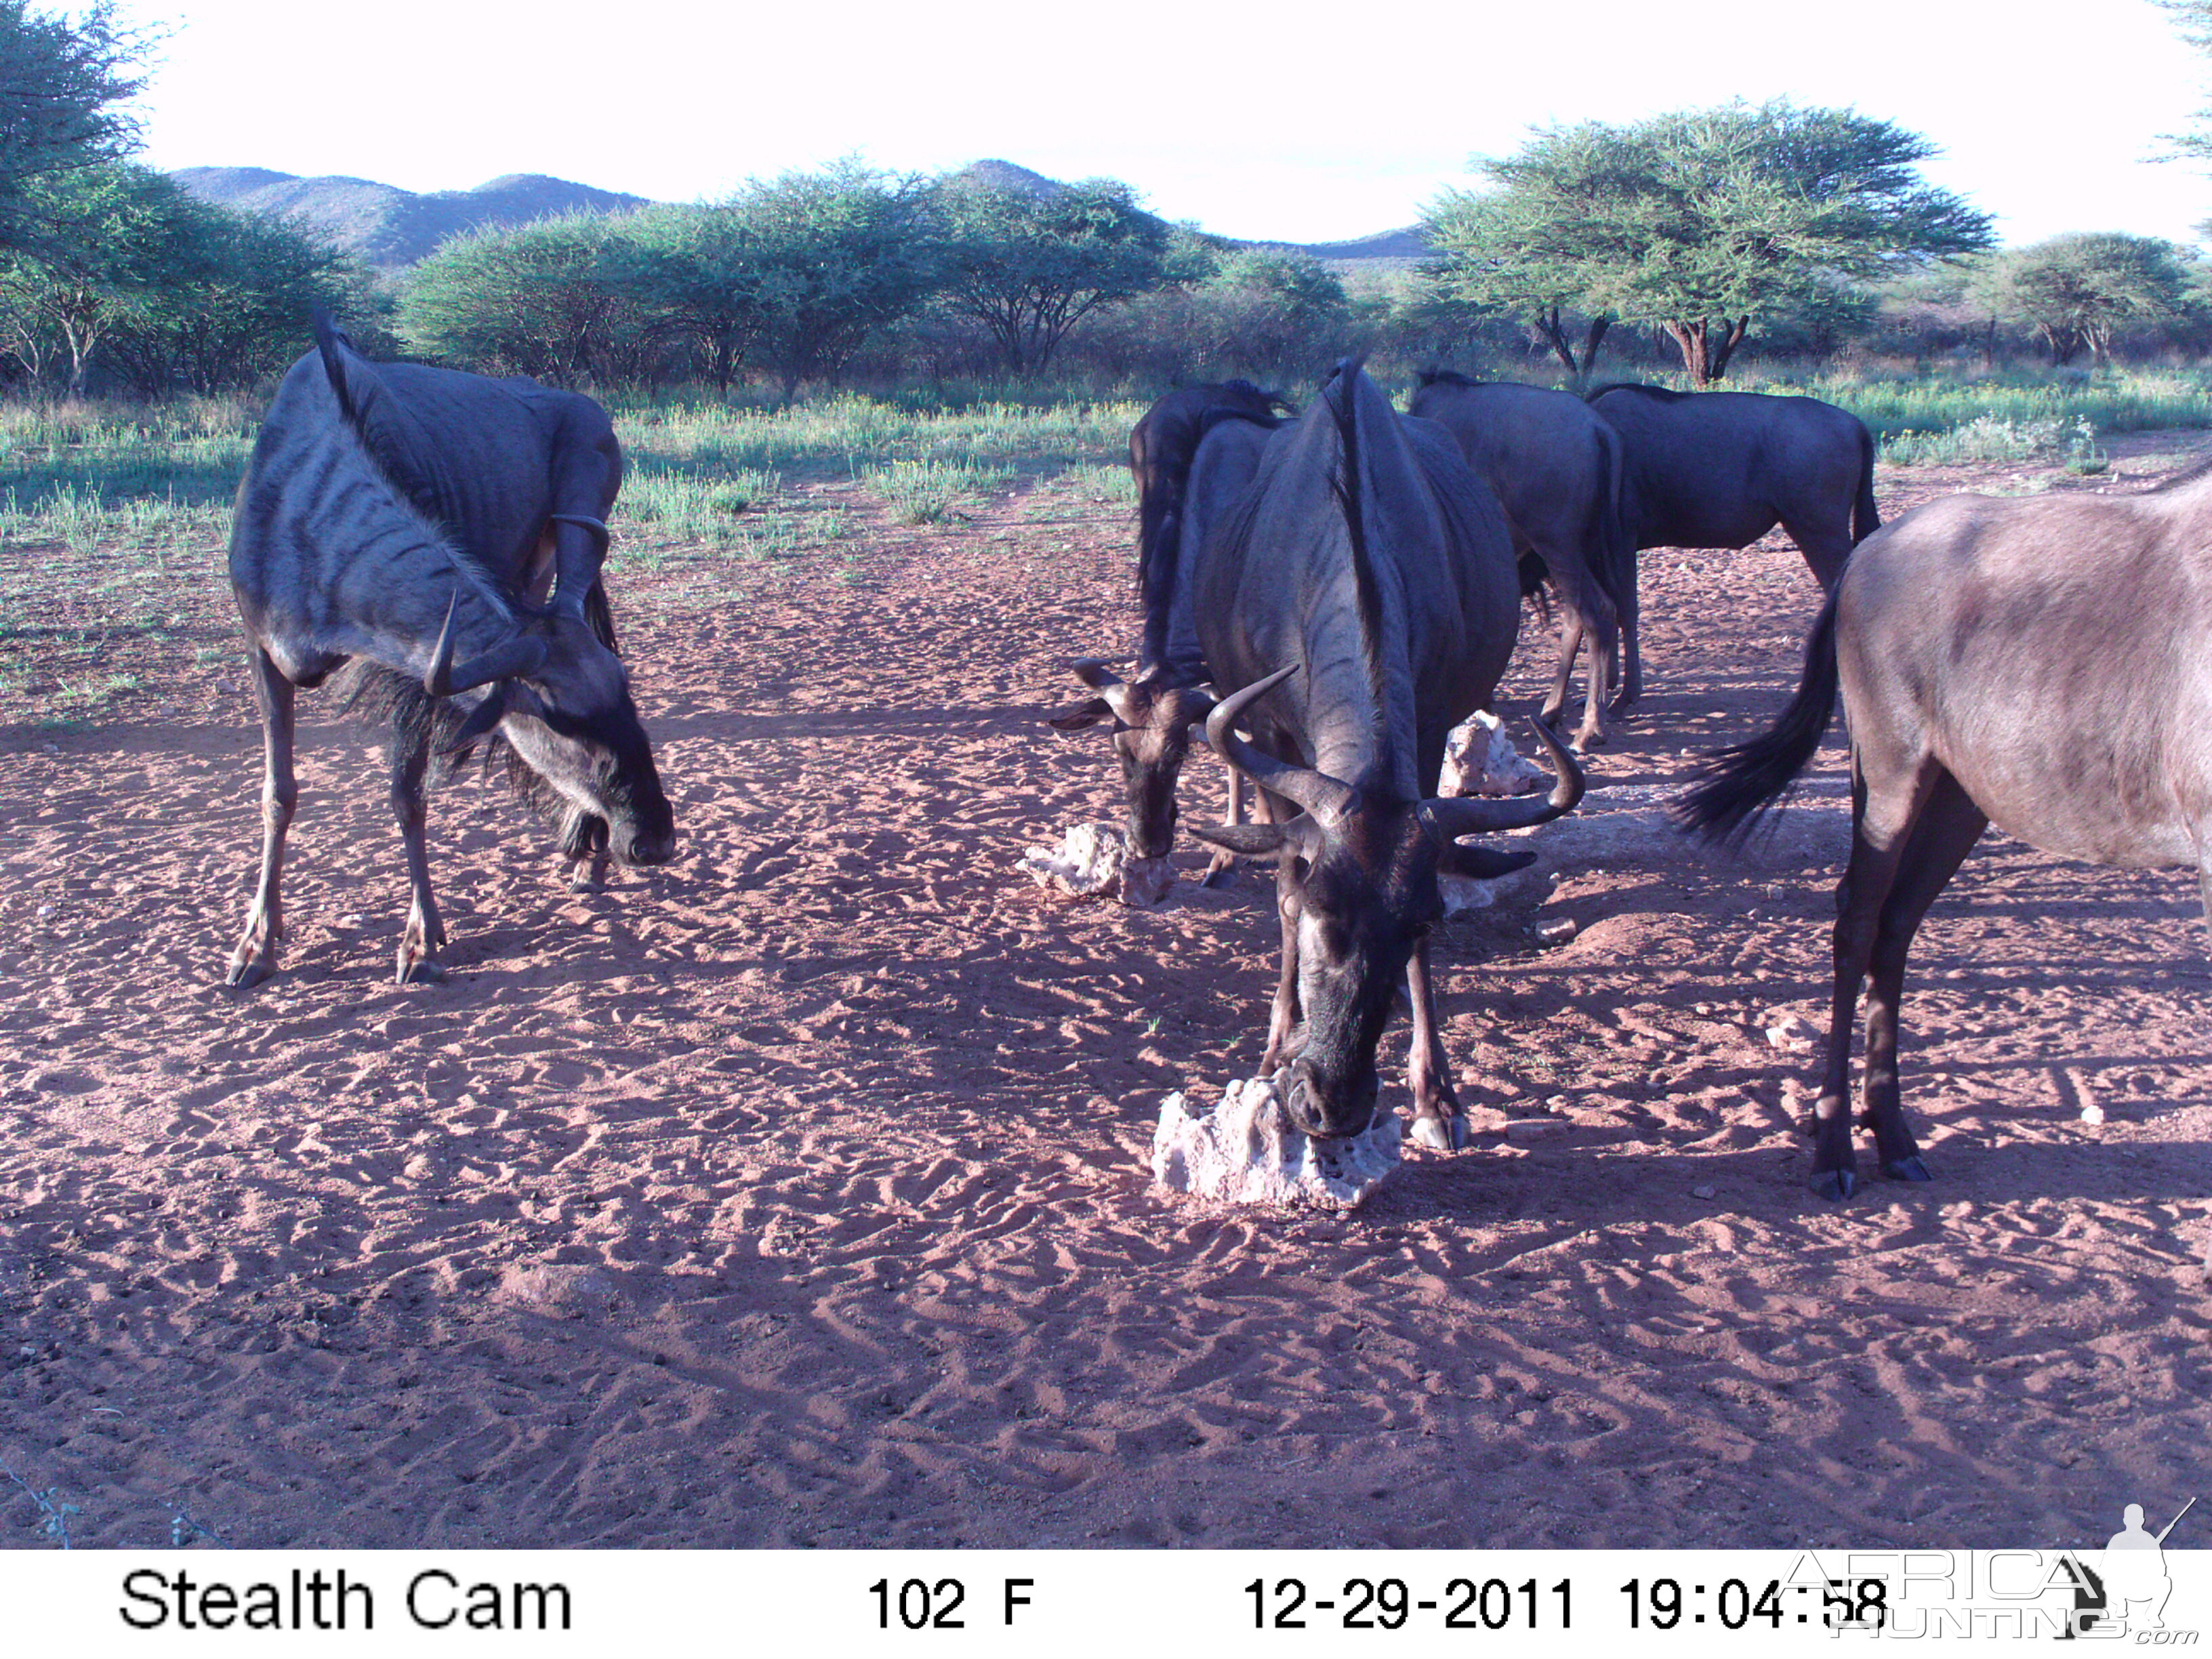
left=1503, top=1117, right=1568, bottom=1141
left=1533, top=917, right=1576, bottom=946
left=497, top=1263, right=616, bottom=1315
left=2079, top=1103, right=2106, bottom=1126
left=1692, top=1184, right=1718, bottom=1200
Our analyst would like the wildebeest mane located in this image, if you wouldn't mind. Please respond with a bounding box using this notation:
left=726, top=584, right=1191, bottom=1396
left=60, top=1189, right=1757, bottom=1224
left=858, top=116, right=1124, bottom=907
left=332, top=663, right=569, bottom=831
left=1322, top=361, right=1392, bottom=719
left=314, top=309, right=522, bottom=630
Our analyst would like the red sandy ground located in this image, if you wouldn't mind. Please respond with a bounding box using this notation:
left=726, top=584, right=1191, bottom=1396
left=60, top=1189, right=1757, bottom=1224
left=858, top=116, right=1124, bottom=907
left=0, top=436, right=2206, bottom=1550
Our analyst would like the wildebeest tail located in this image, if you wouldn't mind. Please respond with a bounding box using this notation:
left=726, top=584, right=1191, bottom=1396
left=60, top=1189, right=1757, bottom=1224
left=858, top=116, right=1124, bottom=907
left=1851, top=422, right=1881, bottom=545
left=1671, top=586, right=1841, bottom=846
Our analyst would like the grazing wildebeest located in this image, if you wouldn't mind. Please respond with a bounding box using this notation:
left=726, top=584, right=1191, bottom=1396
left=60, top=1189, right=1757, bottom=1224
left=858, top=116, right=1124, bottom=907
left=225, top=316, right=674, bottom=988
left=1186, top=363, right=1583, bottom=1149
left=1674, top=471, right=2212, bottom=1199
left=1050, top=388, right=1286, bottom=888
left=1590, top=383, right=1879, bottom=707
left=1409, top=371, right=1630, bottom=748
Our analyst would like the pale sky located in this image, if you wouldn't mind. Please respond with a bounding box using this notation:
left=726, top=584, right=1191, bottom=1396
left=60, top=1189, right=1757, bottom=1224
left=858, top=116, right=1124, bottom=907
left=110, top=0, right=2212, bottom=249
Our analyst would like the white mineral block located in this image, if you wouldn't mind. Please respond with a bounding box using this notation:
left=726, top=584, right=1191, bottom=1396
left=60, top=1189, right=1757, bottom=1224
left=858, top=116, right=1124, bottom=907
left=1151, top=1074, right=1401, bottom=1209
left=1438, top=710, right=1547, bottom=798
left=1019, top=823, right=1172, bottom=907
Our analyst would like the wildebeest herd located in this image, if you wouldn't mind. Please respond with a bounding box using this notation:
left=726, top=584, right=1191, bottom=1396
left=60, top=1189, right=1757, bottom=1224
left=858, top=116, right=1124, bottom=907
left=226, top=318, right=2210, bottom=1200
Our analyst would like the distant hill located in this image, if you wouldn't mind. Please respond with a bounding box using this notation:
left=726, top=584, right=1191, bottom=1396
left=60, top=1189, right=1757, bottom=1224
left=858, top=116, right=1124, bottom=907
left=171, top=158, right=1423, bottom=272
left=169, top=168, right=651, bottom=270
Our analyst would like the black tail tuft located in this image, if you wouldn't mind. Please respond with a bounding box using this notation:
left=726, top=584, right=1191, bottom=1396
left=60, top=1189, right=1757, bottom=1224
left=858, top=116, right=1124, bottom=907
left=1671, top=588, right=1843, bottom=846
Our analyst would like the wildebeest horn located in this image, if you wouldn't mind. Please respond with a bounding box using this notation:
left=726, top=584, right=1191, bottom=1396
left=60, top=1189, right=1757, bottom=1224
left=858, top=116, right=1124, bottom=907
left=1204, top=665, right=1358, bottom=827
left=1420, top=718, right=1585, bottom=839
left=426, top=592, right=550, bottom=697
left=1071, top=657, right=1139, bottom=722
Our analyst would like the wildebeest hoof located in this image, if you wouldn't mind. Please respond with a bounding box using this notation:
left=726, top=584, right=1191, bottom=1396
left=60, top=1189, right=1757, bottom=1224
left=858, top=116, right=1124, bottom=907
left=397, top=956, right=447, bottom=986
left=1811, top=1167, right=1858, bottom=1202
left=1201, top=861, right=1237, bottom=889
left=1881, top=1154, right=1932, bottom=1182
left=568, top=872, right=605, bottom=894
left=226, top=958, right=274, bottom=990
left=1410, top=1114, right=1469, bottom=1152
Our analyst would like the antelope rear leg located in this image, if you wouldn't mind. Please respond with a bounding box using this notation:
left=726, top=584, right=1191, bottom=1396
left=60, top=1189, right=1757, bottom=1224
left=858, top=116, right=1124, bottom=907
left=227, top=649, right=296, bottom=989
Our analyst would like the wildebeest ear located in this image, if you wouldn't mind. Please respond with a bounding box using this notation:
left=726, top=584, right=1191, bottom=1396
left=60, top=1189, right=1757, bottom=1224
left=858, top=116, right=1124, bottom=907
left=447, top=684, right=510, bottom=750
left=1439, top=843, right=1538, bottom=881
left=1046, top=698, right=1112, bottom=731
left=1187, top=822, right=1289, bottom=860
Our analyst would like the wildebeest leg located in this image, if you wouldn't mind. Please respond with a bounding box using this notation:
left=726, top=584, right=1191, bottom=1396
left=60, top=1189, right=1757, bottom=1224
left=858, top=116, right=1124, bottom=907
left=226, top=649, right=297, bottom=989
left=1860, top=772, right=1986, bottom=1182
left=1202, top=758, right=1247, bottom=888
left=1782, top=514, right=1853, bottom=592
left=1539, top=614, right=1583, bottom=735
left=1261, top=871, right=1302, bottom=1073
left=1608, top=553, right=1642, bottom=714
left=390, top=723, right=448, bottom=985
left=1404, top=939, right=1467, bottom=1151
left=561, top=809, right=611, bottom=893
left=1812, top=757, right=1937, bottom=1200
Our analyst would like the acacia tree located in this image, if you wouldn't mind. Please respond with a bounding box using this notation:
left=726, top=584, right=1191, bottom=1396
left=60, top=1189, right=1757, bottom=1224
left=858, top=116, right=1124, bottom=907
left=0, top=0, right=145, bottom=257
left=1426, top=102, right=1992, bottom=385
left=705, top=163, right=937, bottom=405
left=933, top=176, right=1168, bottom=375
left=607, top=202, right=764, bottom=398
left=399, top=214, right=654, bottom=386
left=1973, top=234, right=2193, bottom=367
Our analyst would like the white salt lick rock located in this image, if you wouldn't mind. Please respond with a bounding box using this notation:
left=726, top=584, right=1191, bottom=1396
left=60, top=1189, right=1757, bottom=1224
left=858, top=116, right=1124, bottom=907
left=1152, top=1074, right=1401, bottom=1210
left=1019, top=823, right=1174, bottom=907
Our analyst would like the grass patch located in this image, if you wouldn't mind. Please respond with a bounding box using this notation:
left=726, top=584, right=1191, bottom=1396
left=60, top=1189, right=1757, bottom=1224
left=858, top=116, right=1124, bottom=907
left=857, top=458, right=1013, bottom=525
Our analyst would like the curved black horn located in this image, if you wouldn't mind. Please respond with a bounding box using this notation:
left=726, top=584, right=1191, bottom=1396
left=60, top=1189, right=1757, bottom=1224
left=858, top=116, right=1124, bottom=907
left=1203, top=665, right=1357, bottom=826
left=426, top=592, right=550, bottom=697
left=1420, top=717, right=1586, bottom=840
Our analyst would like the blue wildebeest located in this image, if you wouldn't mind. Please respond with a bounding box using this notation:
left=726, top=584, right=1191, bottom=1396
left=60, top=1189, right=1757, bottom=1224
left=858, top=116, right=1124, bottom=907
left=1050, top=385, right=1288, bottom=893
left=1589, top=383, right=1880, bottom=707
left=1409, top=371, right=1631, bottom=749
left=1186, top=363, right=1583, bottom=1150
left=1674, top=470, right=2212, bottom=1199
left=224, top=317, right=674, bottom=988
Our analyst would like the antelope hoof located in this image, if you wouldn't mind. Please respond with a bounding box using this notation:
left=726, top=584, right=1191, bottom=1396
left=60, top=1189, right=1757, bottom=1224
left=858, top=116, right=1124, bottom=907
left=1410, top=1114, right=1469, bottom=1152
left=397, top=953, right=447, bottom=987
left=1811, top=1167, right=1858, bottom=1202
left=226, top=956, right=274, bottom=990
left=568, top=871, right=605, bottom=894
left=1574, top=725, right=1606, bottom=752
left=1881, top=1153, right=1932, bottom=1183
left=1201, top=858, right=1237, bottom=889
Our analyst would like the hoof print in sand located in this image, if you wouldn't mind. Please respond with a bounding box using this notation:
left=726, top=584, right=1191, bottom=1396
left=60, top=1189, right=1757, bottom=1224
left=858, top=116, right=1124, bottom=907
left=1019, top=822, right=1173, bottom=907
left=1152, top=1074, right=1401, bottom=1209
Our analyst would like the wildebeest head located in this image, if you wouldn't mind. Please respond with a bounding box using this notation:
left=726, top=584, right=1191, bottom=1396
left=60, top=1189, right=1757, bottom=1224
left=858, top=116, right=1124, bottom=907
left=1046, top=658, right=1216, bottom=861
left=1191, top=669, right=1581, bottom=1139
left=427, top=596, right=674, bottom=867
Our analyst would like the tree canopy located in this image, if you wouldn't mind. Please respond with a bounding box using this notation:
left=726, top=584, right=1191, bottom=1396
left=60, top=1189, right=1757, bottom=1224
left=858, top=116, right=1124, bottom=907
left=932, top=176, right=1169, bottom=374
left=0, top=0, right=145, bottom=256
left=1971, top=234, right=2196, bottom=367
left=1424, top=101, right=1992, bottom=384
